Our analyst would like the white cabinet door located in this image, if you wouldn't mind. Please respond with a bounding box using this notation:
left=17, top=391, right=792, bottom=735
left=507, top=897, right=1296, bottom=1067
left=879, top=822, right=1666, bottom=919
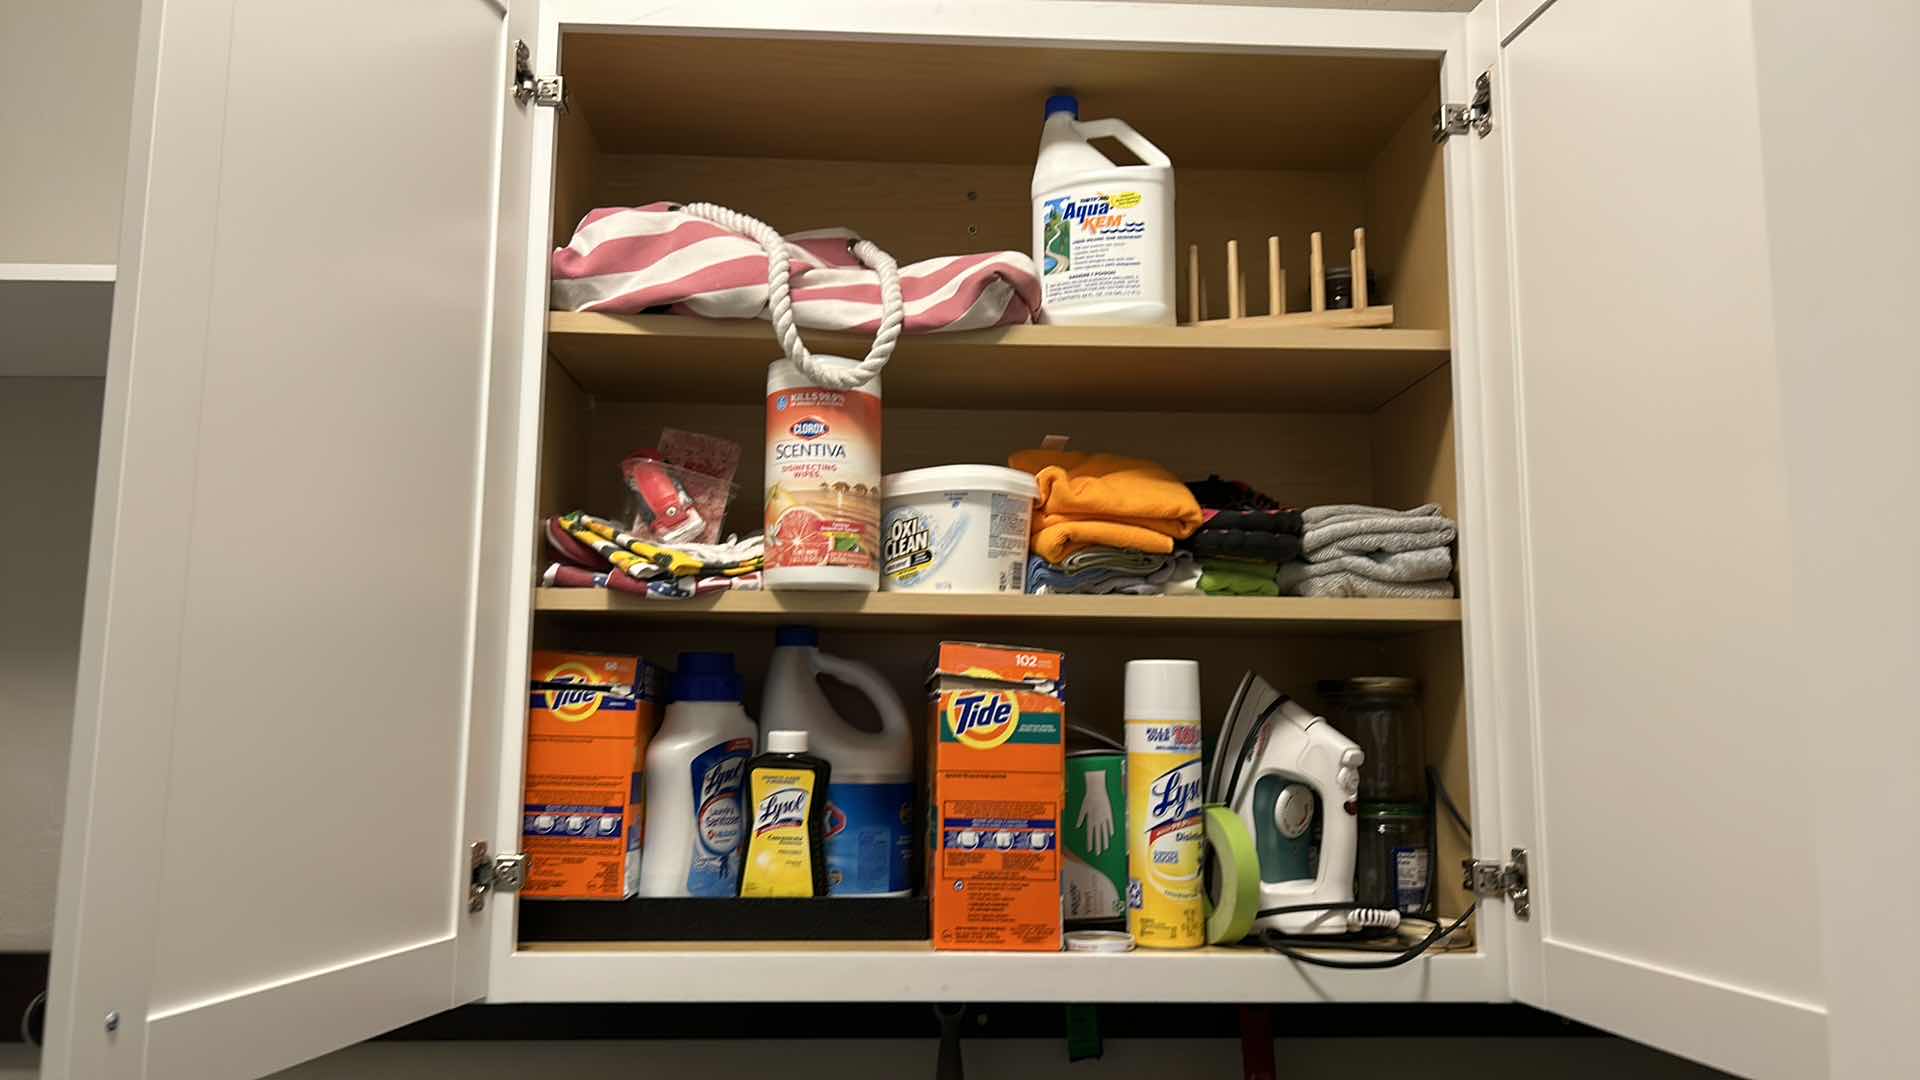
left=1492, top=1, right=1826, bottom=1077
left=42, top=1, right=541, bottom=1077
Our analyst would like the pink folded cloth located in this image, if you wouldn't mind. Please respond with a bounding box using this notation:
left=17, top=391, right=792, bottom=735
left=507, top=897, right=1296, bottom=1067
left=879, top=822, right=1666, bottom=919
left=550, top=202, right=1039, bottom=333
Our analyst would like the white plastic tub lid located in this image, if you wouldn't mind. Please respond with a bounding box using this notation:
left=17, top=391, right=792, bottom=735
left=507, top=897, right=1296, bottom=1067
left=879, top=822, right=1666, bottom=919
left=882, top=464, right=1038, bottom=500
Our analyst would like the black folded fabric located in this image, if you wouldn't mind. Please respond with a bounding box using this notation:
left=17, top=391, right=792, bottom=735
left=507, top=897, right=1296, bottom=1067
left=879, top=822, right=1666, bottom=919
left=1185, top=528, right=1303, bottom=562
left=1200, top=508, right=1304, bottom=536
left=1186, top=474, right=1285, bottom=512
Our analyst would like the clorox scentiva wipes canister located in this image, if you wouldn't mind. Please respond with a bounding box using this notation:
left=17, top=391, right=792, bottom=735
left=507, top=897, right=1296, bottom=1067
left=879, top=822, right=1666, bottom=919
left=928, top=642, right=1066, bottom=951
left=766, top=357, right=882, bottom=590
left=1031, top=94, right=1176, bottom=325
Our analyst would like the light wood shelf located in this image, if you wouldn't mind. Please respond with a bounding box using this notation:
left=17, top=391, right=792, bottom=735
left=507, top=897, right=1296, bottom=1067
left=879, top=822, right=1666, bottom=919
left=533, top=588, right=1459, bottom=634
left=546, top=312, right=1450, bottom=413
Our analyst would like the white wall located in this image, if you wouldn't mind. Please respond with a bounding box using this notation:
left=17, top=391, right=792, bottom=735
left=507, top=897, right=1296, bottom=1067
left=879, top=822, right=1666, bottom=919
left=0, top=378, right=104, bottom=951
left=0, top=0, right=140, bottom=264
left=1748, top=2, right=1920, bottom=1079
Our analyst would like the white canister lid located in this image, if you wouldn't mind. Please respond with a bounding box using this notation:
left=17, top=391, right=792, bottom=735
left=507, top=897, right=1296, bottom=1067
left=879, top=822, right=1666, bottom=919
left=882, top=465, right=1038, bottom=501
left=1064, top=930, right=1135, bottom=953
left=767, top=356, right=882, bottom=398
left=764, top=729, right=809, bottom=754
left=1123, top=659, right=1202, bottom=722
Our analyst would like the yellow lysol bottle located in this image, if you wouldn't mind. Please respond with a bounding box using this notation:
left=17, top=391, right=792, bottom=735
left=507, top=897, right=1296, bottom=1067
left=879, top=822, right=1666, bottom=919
left=1123, top=659, right=1206, bottom=948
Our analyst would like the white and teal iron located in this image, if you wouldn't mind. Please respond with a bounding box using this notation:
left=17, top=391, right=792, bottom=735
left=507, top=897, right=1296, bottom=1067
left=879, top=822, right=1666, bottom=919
left=1213, top=672, right=1366, bottom=936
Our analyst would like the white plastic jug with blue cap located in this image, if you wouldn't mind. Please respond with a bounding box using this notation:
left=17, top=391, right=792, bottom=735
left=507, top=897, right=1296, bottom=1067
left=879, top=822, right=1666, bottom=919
left=760, top=626, right=914, bottom=896
left=638, top=652, right=758, bottom=897
left=1031, top=93, right=1176, bottom=325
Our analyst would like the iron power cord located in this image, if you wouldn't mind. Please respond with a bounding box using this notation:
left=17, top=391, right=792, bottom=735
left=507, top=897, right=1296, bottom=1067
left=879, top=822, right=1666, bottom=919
left=1250, top=900, right=1478, bottom=970
left=1428, top=764, right=1471, bottom=838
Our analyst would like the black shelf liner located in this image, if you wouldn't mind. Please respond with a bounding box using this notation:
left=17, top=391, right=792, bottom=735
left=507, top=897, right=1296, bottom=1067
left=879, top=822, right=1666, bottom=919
left=518, top=895, right=930, bottom=942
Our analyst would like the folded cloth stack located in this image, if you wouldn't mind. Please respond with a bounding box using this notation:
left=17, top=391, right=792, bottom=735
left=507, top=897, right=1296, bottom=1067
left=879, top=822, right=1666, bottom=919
left=1008, top=449, right=1205, bottom=596
left=1199, top=557, right=1281, bottom=597
left=543, top=511, right=763, bottom=599
left=1012, top=450, right=1206, bottom=561
left=1186, top=508, right=1304, bottom=562
left=1026, top=550, right=1196, bottom=595
left=1277, top=503, right=1457, bottom=599
left=1176, top=474, right=1301, bottom=595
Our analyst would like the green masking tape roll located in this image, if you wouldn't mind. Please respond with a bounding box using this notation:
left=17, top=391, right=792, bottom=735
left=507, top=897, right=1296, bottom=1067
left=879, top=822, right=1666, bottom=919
left=1205, top=805, right=1261, bottom=945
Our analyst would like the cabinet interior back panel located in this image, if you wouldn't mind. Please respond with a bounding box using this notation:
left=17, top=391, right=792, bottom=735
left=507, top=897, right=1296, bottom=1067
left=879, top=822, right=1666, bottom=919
left=559, top=34, right=1440, bottom=169
left=585, top=154, right=1375, bottom=326
left=566, top=401, right=1374, bottom=541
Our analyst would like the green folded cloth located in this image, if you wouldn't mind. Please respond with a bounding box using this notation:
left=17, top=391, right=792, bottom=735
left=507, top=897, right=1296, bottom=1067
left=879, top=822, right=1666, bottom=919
left=1198, top=557, right=1279, bottom=597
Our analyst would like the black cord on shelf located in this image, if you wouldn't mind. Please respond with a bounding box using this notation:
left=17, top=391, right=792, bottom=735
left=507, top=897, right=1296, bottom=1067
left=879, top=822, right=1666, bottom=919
left=1257, top=902, right=1478, bottom=970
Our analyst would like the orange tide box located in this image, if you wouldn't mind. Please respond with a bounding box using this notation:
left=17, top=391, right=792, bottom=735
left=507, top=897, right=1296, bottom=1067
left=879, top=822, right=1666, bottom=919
left=523, top=651, right=659, bottom=899
left=928, top=642, right=1066, bottom=951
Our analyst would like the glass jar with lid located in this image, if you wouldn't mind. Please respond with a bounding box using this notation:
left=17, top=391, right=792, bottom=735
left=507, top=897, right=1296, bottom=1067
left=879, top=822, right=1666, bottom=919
left=1331, top=676, right=1425, bottom=803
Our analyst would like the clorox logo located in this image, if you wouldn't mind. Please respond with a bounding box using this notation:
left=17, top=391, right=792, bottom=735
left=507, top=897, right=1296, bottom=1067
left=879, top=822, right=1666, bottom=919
left=540, top=663, right=605, bottom=723
left=947, top=690, right=1020, bottom=749
left=790, top=417, right=829, bottom=439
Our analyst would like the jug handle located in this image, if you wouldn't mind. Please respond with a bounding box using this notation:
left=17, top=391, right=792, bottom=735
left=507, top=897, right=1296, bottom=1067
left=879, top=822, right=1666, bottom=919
left=813, top=652, right=911, bottom=744
left=1072, top=117, right=1173, bottom=169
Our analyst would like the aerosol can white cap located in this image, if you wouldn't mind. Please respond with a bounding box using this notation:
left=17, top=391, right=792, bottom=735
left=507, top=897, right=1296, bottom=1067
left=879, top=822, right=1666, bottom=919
left=1123, top=659, right=1202, bottom=721
left=765, top=729, right=809, bottom=754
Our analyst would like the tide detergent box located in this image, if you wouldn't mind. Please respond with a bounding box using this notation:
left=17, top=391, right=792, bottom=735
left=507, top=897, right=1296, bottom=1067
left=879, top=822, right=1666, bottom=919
left=523, top=651, right=659, bottom=899
left=928, top=642, right=1066, bottom=951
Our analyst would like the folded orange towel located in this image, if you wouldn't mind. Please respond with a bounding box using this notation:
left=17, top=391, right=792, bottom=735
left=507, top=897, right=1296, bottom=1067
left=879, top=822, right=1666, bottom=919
left=1010, top=449, right=1205, bottom=563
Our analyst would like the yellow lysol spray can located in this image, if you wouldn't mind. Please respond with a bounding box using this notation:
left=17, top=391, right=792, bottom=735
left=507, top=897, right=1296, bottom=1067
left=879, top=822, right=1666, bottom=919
left=1123, top=659, right=1206, bottom=948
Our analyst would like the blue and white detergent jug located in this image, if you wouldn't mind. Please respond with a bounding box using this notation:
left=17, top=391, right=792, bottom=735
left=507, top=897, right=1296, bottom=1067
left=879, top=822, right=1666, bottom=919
left=1031, top=94, right=1176, bottom=325
left=760, top=627, right=914, bottom=896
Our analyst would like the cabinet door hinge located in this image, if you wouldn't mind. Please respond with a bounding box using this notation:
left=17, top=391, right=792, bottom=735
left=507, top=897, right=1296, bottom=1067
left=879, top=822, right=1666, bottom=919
left=511, top=39, right=567, bottom=111
left=1433, top=70, right=1493, bottom=142
left=468, top=841, right=528, bottom=913
left=1462, top=847, right=1530, bottom=919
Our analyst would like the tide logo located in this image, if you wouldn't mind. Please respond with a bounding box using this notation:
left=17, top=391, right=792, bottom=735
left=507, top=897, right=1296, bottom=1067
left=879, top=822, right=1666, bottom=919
left=540, top=663, right=606, bottom=722
left=946, top=690, right=1020, bottom=749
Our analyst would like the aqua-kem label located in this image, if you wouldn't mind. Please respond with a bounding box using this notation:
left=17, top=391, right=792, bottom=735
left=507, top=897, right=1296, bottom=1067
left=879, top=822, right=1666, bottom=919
left=686, top=737, right=751, bottom=896
left=1038, top=186, right=1158, bottom=307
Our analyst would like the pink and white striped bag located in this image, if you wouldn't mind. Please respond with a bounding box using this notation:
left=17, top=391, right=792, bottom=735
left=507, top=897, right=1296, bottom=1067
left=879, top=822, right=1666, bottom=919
left=550, top=202, right=1039, bottom=333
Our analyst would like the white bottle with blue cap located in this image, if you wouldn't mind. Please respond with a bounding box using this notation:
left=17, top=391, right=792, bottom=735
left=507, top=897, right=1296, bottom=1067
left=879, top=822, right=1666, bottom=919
left=1031, top=93, right=1176, bottom=325
left=638, top=652, right=759, bottom=897
left=761, top=626, right=914, bottom=896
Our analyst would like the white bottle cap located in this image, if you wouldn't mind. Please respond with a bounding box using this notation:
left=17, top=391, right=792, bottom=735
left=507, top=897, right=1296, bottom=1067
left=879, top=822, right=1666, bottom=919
left=1123, top=659, right=1202, bottom=721
left=765, top=729, right=809, bottom=754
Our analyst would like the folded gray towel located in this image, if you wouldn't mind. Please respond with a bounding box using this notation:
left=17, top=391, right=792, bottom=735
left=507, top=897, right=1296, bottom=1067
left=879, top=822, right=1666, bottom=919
left=1302, top=516, right=1456, bottom=560
left=1302, top=503, right=1442, bottom=526
left=1032, top=552, right=1192, bottom=596
left=1277, top=548, right=1452, bottom=589
left=1280, top=572, right=1457, bottom=599
left=1059, top=546, right=1172, bottom=575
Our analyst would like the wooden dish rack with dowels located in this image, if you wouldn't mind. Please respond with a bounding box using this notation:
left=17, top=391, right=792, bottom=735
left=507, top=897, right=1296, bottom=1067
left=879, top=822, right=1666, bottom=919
left=1185, top=227, right=1392, bottom=330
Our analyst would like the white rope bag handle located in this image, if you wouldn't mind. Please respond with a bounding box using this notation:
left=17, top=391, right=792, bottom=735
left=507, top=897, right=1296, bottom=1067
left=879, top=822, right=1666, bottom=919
left=681, top=202, right=903, bottom=390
